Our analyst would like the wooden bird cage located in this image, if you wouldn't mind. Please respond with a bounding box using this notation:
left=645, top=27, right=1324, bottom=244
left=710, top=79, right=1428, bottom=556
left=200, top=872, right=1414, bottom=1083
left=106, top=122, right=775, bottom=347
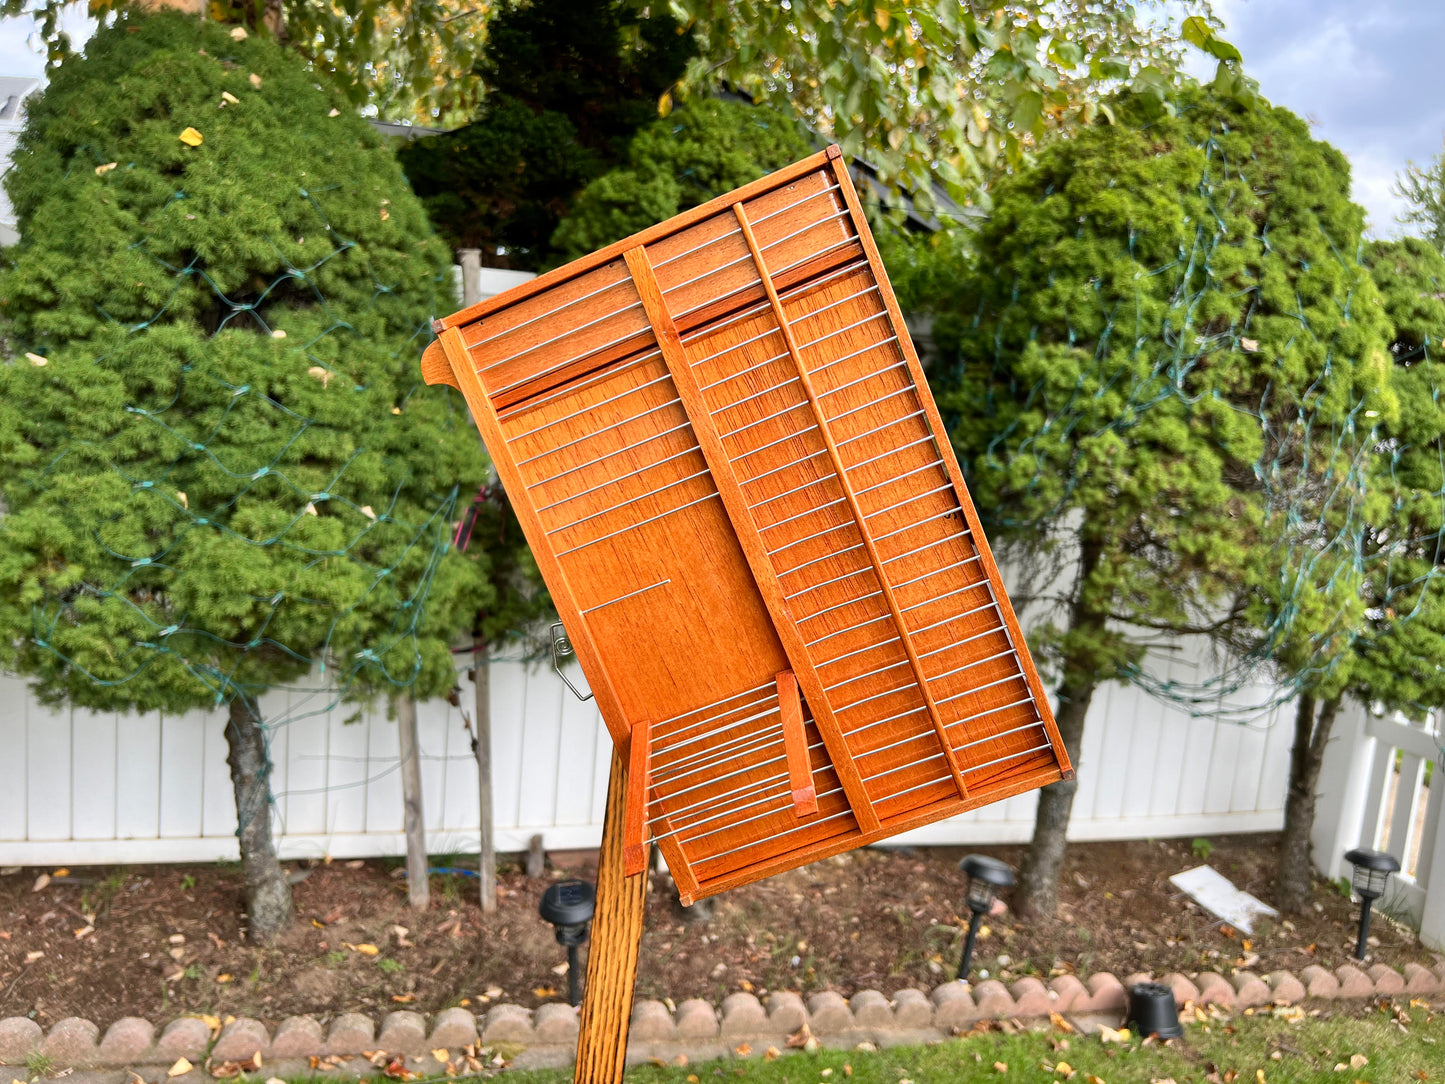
left=421, top=147, right=1071, bottom=904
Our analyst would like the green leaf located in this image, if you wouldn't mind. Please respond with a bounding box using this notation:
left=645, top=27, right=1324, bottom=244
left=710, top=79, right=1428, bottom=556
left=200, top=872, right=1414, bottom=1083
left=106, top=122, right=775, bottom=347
left=1012, top=89, right=1044, bottom=133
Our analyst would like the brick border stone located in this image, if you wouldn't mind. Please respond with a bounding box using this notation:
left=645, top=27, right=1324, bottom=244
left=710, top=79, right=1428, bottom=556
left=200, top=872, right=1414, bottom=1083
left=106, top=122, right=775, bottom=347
left=0, top=962, right=1429, bottom=1073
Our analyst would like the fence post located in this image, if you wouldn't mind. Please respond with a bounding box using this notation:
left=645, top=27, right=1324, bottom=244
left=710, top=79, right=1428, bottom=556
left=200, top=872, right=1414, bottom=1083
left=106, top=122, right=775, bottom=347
left=1310, top=696, right=1376, bottom=883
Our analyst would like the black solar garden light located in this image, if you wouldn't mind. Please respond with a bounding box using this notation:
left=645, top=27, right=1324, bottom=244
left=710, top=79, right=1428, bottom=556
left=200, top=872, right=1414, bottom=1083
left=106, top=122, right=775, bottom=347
left=957, top=854, right=1014, bottom=982
left=1343, top=848, right=1400, bottom=960
left=539, top=878, right=596, bottom=1006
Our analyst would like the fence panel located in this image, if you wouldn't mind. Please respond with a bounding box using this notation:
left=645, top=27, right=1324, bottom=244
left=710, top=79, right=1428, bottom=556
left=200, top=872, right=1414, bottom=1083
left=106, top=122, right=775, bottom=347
left=0, top=638, right=1297, bottom=864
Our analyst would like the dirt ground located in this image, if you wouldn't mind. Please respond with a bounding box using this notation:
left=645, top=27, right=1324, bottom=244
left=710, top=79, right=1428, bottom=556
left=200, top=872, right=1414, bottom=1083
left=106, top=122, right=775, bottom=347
left=0, top=833, right=1436, bottom=1029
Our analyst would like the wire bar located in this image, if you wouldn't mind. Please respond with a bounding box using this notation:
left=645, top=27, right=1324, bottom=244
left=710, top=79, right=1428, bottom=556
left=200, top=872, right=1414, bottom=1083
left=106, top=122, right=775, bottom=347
left=554, top=491, right=721, bottom=557
left=580, top=578, right=671, bottom=615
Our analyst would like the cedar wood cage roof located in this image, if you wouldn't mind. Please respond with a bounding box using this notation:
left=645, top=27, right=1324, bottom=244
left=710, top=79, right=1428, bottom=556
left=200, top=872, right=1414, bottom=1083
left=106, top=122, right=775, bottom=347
left=420, top=147, right=1071, bottom=903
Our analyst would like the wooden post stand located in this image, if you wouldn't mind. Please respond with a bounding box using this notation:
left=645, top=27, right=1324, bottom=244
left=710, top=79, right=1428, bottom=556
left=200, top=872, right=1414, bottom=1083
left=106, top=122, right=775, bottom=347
left=575, top=749, right=647, bottom=1083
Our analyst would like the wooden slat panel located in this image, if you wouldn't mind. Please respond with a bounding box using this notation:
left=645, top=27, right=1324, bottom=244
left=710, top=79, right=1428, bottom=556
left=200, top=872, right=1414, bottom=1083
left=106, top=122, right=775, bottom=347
left=422, top=147, right=1071, bottom=900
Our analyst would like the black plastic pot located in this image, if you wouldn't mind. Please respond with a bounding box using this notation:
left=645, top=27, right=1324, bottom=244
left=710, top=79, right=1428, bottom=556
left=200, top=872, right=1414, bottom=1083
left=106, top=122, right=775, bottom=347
left=1126, top=981, right=1183, bottom=1039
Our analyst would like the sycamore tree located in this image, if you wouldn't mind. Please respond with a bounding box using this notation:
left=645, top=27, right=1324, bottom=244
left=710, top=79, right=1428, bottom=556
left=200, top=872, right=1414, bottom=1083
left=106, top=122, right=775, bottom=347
left=0, top=11, right=488, bottom=940
left=671, top=1, right=1241, bottom=213
left=923, top=86, right=1389, bottom=918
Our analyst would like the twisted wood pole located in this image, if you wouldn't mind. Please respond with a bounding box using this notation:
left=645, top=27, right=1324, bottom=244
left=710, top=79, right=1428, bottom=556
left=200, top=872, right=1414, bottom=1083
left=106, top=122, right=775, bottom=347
left=574, top=748, right=647, bottom=1083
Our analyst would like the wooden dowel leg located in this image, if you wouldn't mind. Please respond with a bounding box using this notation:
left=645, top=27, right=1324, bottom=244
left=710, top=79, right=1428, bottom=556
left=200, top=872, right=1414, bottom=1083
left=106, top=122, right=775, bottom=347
left=575, top=749, right=647, bottom=1084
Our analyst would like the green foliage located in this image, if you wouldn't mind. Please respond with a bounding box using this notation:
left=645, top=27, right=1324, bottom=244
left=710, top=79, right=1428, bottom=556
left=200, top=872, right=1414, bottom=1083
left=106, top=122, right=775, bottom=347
left=1351, top=239, right=1445, bottom=715
left=1395, top=149, right=1445, bottom=253
left=14, top=0, right=490, bottom=126
left=550, top=97, right=813, bottom=264
left=0, top=12, right=489, bottom=716
left=924, top=86, right=1390, bottom=708
left=1191, top=837, right=1214, bottom=862
left=672, top=1, right=1245, bottom=213
left=398, top=0, right=695, bottom=267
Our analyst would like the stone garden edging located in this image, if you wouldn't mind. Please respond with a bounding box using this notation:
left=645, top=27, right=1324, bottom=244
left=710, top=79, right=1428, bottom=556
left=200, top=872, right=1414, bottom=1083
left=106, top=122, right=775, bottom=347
left=1, top=961, right=1441, bottom=1075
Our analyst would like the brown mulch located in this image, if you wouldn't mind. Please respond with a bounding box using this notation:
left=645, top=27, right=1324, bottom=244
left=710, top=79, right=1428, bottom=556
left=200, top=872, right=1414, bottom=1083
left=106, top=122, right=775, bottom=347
left=0, top=833, right=1433, bottom=1028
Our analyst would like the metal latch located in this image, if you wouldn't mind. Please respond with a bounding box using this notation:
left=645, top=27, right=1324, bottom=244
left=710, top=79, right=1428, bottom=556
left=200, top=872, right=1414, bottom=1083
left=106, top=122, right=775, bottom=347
left=549, top=622, right=593, bottom=702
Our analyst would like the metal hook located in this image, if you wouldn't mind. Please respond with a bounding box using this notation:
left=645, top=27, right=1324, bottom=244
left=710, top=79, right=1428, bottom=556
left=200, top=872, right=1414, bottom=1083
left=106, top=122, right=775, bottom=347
left=550, top=622, right=594, bottom=702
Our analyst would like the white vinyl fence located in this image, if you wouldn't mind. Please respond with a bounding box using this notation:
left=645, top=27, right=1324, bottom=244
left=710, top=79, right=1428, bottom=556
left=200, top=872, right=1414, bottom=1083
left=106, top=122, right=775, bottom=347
left=1312, top=700, right=1445, bottom=950
left=0, top=641, right=1297, bottom=867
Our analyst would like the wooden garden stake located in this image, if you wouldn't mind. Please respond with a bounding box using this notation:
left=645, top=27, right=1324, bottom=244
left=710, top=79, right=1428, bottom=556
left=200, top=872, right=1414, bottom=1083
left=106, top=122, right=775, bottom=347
left=396, top=695, right=429, bottom=909
left=575, top=749, right=647, bottom=1084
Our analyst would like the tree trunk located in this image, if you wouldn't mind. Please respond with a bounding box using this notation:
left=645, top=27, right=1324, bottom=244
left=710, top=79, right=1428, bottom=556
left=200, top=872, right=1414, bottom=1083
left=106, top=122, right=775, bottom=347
left=225, top=696, right=292, bottom=943
left=1277, top=693, right=1340, bottom=914
left=1015, top=670, right=1097, bottom=919
left=397, top=695, right=430, bottom=910
left=473, top=643, right=497, bottom=914
left=1015, top=535, right=1106, bottom=920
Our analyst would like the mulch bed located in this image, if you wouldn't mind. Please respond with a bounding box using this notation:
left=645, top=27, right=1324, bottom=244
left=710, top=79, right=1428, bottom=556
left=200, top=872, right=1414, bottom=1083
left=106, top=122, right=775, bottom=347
left=0, top=833, right=1433, bottom=1028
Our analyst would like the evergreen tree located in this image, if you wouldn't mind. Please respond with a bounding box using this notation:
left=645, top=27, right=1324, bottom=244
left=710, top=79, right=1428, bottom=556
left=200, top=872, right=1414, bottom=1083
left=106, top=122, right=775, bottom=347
left=0, top=11, right=488, bottom=940
left=397, top=0, right=695, bottom=268
left=924, top=86, right=1390, bottom=918
left=550, top=97, right=813, bottom=264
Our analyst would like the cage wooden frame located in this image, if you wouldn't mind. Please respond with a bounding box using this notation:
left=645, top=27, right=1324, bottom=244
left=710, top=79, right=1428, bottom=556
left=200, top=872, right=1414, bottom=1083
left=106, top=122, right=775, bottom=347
left=421, top=146, right=1071, bottom=902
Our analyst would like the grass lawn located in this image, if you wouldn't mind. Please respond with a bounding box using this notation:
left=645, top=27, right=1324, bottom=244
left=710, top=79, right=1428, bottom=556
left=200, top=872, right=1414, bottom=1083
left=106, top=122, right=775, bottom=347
left=495, top=999, right=1443, bottom=1084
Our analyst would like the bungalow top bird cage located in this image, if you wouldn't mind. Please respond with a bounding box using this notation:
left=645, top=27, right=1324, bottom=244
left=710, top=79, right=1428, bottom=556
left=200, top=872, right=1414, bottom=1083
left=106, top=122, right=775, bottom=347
left=420, top=147, right=1071, bottom=904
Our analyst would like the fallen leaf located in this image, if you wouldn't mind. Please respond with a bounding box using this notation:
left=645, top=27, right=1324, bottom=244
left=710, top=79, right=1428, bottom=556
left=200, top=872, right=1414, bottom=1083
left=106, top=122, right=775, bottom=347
left=995, top=1063, right=1009, bottom=1074
left=458, top=999, right=470, bottom=1007
left=178, top=127, right=203, bottom=147
left=740, top=979, right=754, bottom=991
left=167, top=1058, right=192, bottom=1077
left=230, top=26, right=247, bottom=39
left=786, top=1023, right=812, bottom=1049
left=33, top=873, right=50, bottom=892
left=391, top=993, right=415, bottom=1004
left=382, top=1056, right=417, bottom=1081
left=551, top=962, right=570, bottom=975
left=484, top=986, right=502, bottom=998
left=329, top=108, right=341, bottom=117
left=360, top=505, right=377, bottom=520
left=1056, top=1062, right=1075, bottom=1078
left=220, top=91, right=239, bottom=105
left=1086, top=1077, right=1106, bottom=1084
left=734, top=1044, right=752, bottom=1057
left=216, top=974, right=232, bottom=983
left=271, top=328, right=286, bottom=339
left=176, top=491, right=188, bottom=509
left=432, top=1049, right=449, bottom=1063
left=1411, top=1071, right=1428, bottom=1081
left=305, top=502, right=318, bottom=515
left=53, top=868, right=69, bottom=877
left=763, top=1047, right=780, bottom=1060
left=73, top=925, right=94, bottom=939
left=1350, top=1055, right=1368, bottom=1070
left=353, top=942, right=379, bottom=955
left=95, top=162, right=117, bottom=175
left=1099, top=1025, right=1127, bottom=1044
left=249, top=73, right=262, bottom=88
left=1050, top=1012, right=1077, bottom=1034
left=1256, top=1071, right=1266, bottom=1084
left=533, top=985, right=557, bottom=998
left=25, top=951, right=44, bottom=963
left=307, top=365, right=332, bottom=388
left=25, top=352, right=46, bottom=366
left=391, top=924, right=413, bottom=947
left=1241, top=338, right=1259, bottom=351
left=380, top=207, right=390, bottom=220
left=391, top=406, right=403, bottom=414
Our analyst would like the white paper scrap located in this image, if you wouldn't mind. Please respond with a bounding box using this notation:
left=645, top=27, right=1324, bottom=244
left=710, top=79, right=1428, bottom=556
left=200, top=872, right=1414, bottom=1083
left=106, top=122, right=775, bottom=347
left=1168, top=864, right=1279, bottom=935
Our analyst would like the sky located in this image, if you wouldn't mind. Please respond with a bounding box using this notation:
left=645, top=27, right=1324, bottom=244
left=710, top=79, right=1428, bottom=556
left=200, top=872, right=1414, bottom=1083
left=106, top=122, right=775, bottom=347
left=2, top=1, right=1445, bottom=237
left=1184, top=0, right=1445, bottom=238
